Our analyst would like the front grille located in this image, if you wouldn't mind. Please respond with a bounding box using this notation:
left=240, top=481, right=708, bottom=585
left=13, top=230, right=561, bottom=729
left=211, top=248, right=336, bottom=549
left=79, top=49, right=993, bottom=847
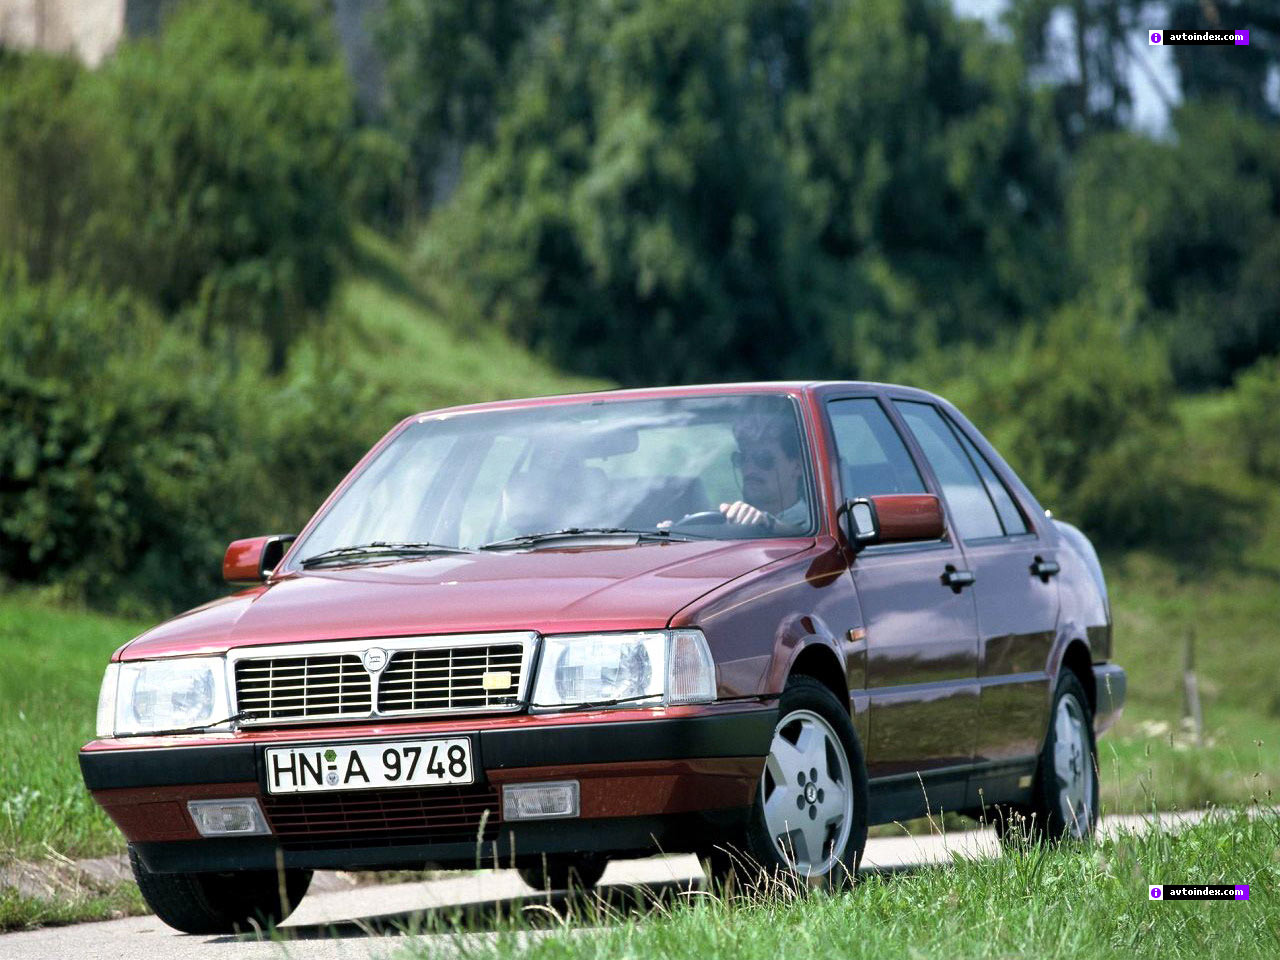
left=235, top=654, right=372, bottom=723
left=262, top=785, right=501, bottom=850
left=377, top=644, right=525, bottom=714
left=230, top=633, right=535, bottom=726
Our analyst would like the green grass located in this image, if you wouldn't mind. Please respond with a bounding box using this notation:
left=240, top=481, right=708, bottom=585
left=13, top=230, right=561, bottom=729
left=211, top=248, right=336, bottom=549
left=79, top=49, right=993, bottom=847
left=0, top=594, right=147, bottom=861
left=312, top=227, right=607, bottom=416
left=0, top=881, right=146, bottom=932
left=386, top=811, right=1278, bottom=960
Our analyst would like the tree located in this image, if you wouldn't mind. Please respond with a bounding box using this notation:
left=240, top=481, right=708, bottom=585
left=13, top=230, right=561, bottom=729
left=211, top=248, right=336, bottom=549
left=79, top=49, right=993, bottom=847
left=790, top=0, right=1068, bottom=376
left=378, top=0, right=550, bottom=209
left=1067, top=106, right=1280, bottom=387
left=92, top=0, right=356, bottom=372
left=1167, top=1, right=1279, bottom=119
left=0, top=52, right=120, bottom=282
left=1004, top=0, right=1144, bottom=147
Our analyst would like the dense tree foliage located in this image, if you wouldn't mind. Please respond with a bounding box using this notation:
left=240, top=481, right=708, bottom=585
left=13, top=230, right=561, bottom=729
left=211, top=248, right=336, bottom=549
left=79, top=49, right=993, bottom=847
left=413, top=0, right=1069, bottom=384
left=0, top=0, right=357, bottom=372
left=1, top=0, right=1279, bottom=610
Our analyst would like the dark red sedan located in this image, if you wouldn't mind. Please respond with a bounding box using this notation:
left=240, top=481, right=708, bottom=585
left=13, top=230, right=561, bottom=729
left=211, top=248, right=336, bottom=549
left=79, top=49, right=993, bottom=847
left=80, top=382, right=1125, bottom=932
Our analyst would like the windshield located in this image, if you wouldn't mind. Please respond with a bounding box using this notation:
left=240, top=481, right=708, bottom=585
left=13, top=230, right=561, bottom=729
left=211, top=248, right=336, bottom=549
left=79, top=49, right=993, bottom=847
left=289, top=394, right=816, bottom=565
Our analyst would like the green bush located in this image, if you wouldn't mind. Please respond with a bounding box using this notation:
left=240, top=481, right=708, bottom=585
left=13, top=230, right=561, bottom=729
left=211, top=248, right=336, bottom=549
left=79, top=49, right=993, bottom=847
left=0, top=52, right=121, bottom=283
left=909, top=303, right=1229, bottom=551
left=1067, top=107, right=1280, bottom=389
left=1231, top=356, right=1280, bottom=483
left=0, top=270, right=387, bottom=616
left=89, top=0, right=356, bottom=372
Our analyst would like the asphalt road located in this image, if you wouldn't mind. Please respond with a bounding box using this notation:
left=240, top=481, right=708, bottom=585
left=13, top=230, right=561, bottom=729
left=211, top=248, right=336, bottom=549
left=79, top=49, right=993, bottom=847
left=0, top=812, right=1209, bottom=960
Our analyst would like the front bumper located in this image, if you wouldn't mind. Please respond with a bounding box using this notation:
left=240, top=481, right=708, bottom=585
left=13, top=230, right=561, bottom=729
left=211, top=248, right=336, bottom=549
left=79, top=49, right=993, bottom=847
left=81, top=704, right=774, bottom=873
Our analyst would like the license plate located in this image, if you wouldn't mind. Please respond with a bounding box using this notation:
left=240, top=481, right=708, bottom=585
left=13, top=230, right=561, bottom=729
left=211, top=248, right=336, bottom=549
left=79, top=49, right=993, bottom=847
left=265, top=738, right=474, bottom=794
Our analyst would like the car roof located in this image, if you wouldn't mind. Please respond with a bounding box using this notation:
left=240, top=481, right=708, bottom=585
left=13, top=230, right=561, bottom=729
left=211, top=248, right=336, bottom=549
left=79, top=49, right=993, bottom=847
left=413, top=380, right=948, bottom=420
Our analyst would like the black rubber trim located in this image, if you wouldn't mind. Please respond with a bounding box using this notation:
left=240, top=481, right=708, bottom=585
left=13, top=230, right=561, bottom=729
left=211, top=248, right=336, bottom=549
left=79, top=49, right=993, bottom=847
left=81, top=707, right=778, bottom=791
left=480, top=708, right=777, bottom=769
left=81, top=743, right=259, bottom=791
left=132, top=809, right=753, bottom=874
left=1093, top=663, right=1126, bottom=716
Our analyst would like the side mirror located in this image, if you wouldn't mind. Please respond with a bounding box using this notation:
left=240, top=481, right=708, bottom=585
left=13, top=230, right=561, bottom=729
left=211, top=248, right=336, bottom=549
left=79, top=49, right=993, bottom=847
left=223, top=534, right=297, bottom=585
left=841, top=494, right=945, bottom=551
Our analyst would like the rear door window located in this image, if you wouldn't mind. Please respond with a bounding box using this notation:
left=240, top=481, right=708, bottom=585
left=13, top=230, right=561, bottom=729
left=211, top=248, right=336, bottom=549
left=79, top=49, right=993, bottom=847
left=894, top=401, right=1004, bottom=541
left=950, top=421, right=1028, bottom=536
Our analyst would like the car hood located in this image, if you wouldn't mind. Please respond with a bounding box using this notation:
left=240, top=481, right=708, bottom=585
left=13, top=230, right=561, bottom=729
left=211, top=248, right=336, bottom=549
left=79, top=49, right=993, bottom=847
left=119, top=538, right=812, bottom=659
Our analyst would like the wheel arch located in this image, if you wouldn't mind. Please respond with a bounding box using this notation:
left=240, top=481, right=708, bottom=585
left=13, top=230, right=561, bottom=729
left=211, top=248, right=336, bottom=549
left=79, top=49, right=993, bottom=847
left=1057, top=638, right=1096, bottom=716
left=784, top=642, right=848, bottom=712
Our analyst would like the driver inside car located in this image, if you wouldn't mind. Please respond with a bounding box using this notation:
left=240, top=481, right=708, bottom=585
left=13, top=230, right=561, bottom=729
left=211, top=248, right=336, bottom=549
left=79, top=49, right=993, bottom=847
left=718, top=414, right=810, bottom=532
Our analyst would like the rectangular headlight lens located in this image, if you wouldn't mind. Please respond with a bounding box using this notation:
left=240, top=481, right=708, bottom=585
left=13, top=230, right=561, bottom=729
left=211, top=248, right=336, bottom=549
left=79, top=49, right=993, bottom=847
left=114, top=657, right=230, bottom=736
left=533, top=632, right=666, bottom=707
left=531, top=630, right=715, bottom=709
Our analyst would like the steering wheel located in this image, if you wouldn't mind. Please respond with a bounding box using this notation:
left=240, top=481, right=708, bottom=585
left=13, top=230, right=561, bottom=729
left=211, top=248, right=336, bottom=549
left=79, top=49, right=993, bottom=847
left=668, top=510, right=731, bottom=529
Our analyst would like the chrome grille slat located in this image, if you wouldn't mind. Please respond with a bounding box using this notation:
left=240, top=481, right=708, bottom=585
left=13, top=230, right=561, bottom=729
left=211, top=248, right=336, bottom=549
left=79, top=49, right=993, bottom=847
left=377, top=643, right=525, bottom=714
left=231, top=635, right=532, bottom=726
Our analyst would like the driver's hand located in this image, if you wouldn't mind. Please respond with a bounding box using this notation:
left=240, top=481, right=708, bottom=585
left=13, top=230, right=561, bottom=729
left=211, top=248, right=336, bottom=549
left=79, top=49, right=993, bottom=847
left=720, top=501, right=769, bottom=526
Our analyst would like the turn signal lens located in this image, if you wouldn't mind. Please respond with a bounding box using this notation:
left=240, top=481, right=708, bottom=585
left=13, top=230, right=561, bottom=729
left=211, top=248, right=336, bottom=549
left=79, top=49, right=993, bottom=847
left=666, top=629, right=716, bottom=704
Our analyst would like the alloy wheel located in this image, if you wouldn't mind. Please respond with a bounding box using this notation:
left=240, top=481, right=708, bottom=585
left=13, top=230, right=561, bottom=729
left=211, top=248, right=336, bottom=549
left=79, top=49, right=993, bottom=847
left=1052, top=694, right=1094, bottom=839
left=760, top=708, right=854, bottom=877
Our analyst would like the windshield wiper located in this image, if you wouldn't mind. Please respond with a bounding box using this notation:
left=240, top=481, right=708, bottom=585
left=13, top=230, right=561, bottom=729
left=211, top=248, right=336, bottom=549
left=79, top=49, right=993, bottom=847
left=300, top=541, right=473, bottom=568
left=478, top=527, right=697, bottom=551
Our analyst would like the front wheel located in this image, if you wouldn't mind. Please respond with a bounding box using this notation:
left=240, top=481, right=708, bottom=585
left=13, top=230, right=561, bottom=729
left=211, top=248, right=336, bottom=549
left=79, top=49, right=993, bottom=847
left=704, top=675, right=868, bottom=890
left=129, top=847, right=312, bottom=934
left=995, top=670, right=1098, bottom=846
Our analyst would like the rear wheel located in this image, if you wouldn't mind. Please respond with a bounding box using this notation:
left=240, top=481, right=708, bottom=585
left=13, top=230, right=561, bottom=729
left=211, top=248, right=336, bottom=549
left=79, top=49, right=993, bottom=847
left=703, top=676, right=868, bottom=890
left=994, top=671, right=1098, bottom=846
left=129, top=847, right=312, bottom=934
left=517, top=854, right=608, bottom=892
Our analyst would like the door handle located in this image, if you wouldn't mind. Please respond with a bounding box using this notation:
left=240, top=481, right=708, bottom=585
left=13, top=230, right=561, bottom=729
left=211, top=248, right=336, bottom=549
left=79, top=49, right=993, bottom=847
left=941, top=565, right=975, bottom=592
left=1031, top=556, right=1060, bottom=582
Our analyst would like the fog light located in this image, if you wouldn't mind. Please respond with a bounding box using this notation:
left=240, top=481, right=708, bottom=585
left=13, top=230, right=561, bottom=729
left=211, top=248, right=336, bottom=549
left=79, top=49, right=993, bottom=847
left=502, top=781, right=579, bottom=821
left=187, top=798, right=271, bottom=836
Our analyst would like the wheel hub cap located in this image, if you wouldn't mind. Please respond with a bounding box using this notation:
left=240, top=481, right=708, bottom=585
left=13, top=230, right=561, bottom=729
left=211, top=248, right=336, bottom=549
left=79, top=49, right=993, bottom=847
left=1052, top=694, right=1094, bottom=838
left=761, top=708, right=853, bottom=877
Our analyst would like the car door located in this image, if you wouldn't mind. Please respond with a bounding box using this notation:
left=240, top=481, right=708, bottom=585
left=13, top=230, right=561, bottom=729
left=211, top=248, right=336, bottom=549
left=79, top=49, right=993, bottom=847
left=891, top=400, right=1060, bottom=805
left=824, top=396, right=981, bottom=817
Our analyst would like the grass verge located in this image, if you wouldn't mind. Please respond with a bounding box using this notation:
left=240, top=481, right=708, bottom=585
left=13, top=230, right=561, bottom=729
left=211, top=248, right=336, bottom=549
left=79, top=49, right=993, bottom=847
left=0, top=881, right=146, bottom=933
left=390, top=810, right=1279, bottom=960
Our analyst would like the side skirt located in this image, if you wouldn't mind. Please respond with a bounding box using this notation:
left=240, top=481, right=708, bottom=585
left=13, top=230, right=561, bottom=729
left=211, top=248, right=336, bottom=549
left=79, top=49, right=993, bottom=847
left=868, top=757, right=1037, bottom=825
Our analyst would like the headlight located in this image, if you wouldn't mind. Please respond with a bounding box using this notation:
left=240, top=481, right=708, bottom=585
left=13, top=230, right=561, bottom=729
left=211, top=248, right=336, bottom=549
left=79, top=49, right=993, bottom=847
left=531, top=630, right=716, bottom=709
left=102, top=657, right=231, bottom=736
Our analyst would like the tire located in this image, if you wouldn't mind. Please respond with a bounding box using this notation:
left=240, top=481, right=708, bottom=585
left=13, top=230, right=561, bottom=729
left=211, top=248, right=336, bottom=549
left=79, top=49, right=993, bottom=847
left=517, top=854, right=608, bottom=892
left=703, top=675, right=868, bottom=891
left=995, top=670, right=1099, bottom=847
left=129, top=846, right=312, bottom=934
